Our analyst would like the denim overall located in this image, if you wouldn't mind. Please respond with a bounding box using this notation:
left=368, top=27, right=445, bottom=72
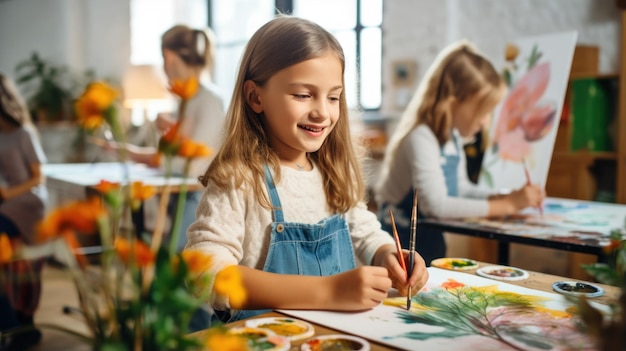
left=221, top=166, right=357, bottom=322
left=379, top=134, right=460, bottom=266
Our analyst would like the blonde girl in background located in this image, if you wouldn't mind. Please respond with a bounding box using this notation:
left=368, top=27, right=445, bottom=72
left=375, top=41, right=544, bottom=266
left=0, top=73, right=48, bottom=350
left=185, top=15, right=429, bottom=323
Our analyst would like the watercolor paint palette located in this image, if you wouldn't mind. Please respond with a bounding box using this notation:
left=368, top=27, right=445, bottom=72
left=552, top=281, right=604, bottom=298
left=431, top=257, right=479, bottom=270
left=227, top=327, right=290, bottom=351
left=301, top=334, right=370, bottom=351
left=476, top=265, right=529, bottom=281
left=245, top=317, right=315, bottom=341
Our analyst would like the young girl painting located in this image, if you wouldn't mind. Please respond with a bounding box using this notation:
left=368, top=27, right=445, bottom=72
left=0, top=73, right=48, bottom=350
left=375, top=41, right=544, bottom=265
left=185, top=15, right=429, bottom=322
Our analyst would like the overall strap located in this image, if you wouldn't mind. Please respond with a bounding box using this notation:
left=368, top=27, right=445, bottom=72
left=440, top=131, right=462, bottom=155
left=263, top=164, right=284, bottom=222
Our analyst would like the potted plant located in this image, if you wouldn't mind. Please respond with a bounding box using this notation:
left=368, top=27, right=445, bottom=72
left=14, top=52, right=73, bottom=122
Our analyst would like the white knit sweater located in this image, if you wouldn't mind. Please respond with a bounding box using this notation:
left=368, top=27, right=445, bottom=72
left=375, top=124, right=494, bottom=218
left=186, top=165, right=395, bottom=309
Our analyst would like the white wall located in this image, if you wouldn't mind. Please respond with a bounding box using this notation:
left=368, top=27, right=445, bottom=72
left=0, top=0, right=130, bottom=84
left=0, top=0, right=620, bottom=120
left=2, top=0, right=619, bottom=115
left=382, top=0, right=621, bottom=117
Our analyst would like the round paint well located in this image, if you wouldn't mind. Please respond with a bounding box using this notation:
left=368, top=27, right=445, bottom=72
left=245, top=317, right=315, bottom=341
left=301, top=334, right=370, bottom=351
left=476, top=265, right=529, bottom=281
left=552, top=281, right=604, bottom=298
left=431, top=257, right=479, bottom=270
left=227, top=327, right=290, bottom=351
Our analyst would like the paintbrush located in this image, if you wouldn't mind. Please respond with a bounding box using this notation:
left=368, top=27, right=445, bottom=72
left=407, top=189, right=418, bottom=310
left=389, top=209, right=408, bottom=279
left=522, top=158, right=543, bottom=217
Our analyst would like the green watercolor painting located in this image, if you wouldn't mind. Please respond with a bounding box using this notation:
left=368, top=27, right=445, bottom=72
left=383, top=279, right=592, bottom=350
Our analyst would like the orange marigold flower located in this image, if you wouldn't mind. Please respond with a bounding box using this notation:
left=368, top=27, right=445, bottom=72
left=83, top=82, right=118, bottom=110
left=603, top=239, right=624, bottom=255
left=75, top=98, right=105, bottom=130
left=159, top=123, right=183, bottom=156
left=441, top=279, right=465, bottom=290
left=182, top=250, right=213, bottom=274
left=63, top=232, right=88, bottom=267
left=169, top=78, right=199, bottom=100
left=0, top=234, right=13, bottom=263
left=75, top=81, right=118, bottom=130
left=37, top=197, right=106, bottom=241
left=214, top=265, right=247, bottom=309
left=94, top=180, right=120, bottom=194
left=205, top=329, right=248, bottom=351
left=149, top=153, right=162, bottom=167
left=115, top=238, right=155, bottom=267
left=162, top=123, right=181, bottom=143
left=131, top=182, right=155, bottom=201
left=177, top=139, right=213, bottom=159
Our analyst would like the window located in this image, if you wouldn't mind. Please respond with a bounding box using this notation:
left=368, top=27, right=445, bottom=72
left=209, top=0, right=276, bottom=105
left=130, top=0, right=209, bottom=65
left=128, top=0, right=208, bottom=125
left=210, top=0, right=382, bottom=110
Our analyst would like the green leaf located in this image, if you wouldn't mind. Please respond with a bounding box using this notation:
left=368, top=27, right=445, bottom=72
left=527, top=44, right=543, bottom=70
left=393, top=329, right=472, bottom=341
left=580, top=263, right=620, bottom=286
left=503, top=69, right=513, bottom=88
left=509, top=332, right=553, bottom=350
left=480, top=166, right=494, bottom=188
left=100, top=340, right=130, bottom=351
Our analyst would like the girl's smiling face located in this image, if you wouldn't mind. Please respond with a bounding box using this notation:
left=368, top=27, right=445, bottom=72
left=245, top=52, right=343, bottom=166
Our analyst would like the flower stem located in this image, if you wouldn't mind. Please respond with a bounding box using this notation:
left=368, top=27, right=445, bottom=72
left=169, top=163, right=189, bottom=255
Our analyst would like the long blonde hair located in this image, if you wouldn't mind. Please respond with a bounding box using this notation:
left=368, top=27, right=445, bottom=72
left=200, top=15, right=364, bottom=213
left=161, top=24, right=216, bottom=78
left=377, top=41, right=504, bottom=191
left=0, top=73, right=35, bottom=130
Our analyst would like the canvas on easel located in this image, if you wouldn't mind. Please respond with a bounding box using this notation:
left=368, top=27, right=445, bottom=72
left=478, top=31, right=578, bottom=192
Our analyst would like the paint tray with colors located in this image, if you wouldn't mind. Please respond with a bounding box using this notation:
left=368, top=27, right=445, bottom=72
left=245, top=317, right=315, bottom=341
left=431, top=257, right=479, bottom=270
left=301, top=334, right=370, bottom=351
left=476, top=265, right=529, bottom=281
left=227, top=327, right=290, bottom=351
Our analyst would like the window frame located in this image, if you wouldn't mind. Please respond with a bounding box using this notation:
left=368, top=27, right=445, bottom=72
left=207, top=0, right=382, bottom=111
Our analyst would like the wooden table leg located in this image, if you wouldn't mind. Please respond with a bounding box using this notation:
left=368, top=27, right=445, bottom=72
left=497, top=241, right=510, bottom=265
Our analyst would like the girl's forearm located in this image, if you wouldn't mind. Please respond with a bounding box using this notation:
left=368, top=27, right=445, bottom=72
left=1, top=162, right=44, bottom=200
left=238, top=266, right=330, bottom=310
left=487, top=197, right=516, bottom=216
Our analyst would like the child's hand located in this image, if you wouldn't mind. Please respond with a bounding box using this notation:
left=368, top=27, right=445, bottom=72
left=155, top=112, right=174, bottom=133
left=327, top=266, right=392, bottom=310
left=384, top=250, right=428, bottom=297
left=508, top=184, right=543, bottom=212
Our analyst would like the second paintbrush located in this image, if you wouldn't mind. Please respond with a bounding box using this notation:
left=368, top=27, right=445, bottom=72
left=407, top=189, right=418, bottom=310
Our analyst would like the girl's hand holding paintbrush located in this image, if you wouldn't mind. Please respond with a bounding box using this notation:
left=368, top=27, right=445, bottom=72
left=378, top=209, right=429, bottom=298
left=374, top=244, right=428, bottom=298
left=486, top=182, right=544, bottom=216
left=503, top=185, right=544, bottom=214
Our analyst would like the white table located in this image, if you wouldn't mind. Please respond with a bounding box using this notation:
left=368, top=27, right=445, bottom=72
left=43, top=162, right=204, bottom=250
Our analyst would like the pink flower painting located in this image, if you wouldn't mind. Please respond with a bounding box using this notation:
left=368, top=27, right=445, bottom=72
left=493, top=62, right=556, bottom=162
